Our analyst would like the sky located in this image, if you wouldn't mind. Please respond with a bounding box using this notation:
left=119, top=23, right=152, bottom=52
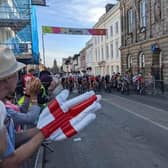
left=35, top=0, right=117, bottom=67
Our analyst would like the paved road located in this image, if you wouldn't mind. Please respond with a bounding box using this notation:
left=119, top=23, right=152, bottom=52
left=44, top=92, right=168, bottom=168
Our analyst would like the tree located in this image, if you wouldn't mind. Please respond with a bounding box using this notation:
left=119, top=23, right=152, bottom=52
left=52, top=59, right=59, bottom=74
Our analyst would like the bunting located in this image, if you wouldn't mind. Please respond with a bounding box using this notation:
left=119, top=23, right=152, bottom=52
left=42, top=26, right=106, bottom=36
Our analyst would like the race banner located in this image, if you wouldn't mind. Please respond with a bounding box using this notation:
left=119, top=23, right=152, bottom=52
left=42, top=26, right=106, bottom=36
left=32, top=0, right=46, bottom=6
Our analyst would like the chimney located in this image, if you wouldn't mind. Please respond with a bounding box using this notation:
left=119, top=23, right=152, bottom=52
left=105, top=4, right=115, bottom=13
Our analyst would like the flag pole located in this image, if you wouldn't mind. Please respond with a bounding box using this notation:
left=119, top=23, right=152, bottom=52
left=42, top=32, right=46, bottom=66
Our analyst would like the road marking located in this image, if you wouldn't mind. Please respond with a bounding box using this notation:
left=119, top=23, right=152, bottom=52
left=104, top=94, right=168, bottom=114
left=102, top=98, right=168, bottom=131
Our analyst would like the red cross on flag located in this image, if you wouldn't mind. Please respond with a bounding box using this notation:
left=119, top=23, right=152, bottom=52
left=37, top=90, right=101, bottom=141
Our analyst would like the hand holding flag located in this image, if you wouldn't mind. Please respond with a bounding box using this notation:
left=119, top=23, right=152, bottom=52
left=37, top=90, right=101, bottom=141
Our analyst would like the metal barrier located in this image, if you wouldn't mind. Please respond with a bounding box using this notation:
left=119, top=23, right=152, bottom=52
left=20, top=126, right=39, bottom=168
left=145, top=79, right=166, bottom=95
left=21, top=152, right=38, bottom=168
left=19, top=124, right=44, bottom=168
left=19, top=138, right=45, bottom=168
left=34, top=147, right=44, bottom=168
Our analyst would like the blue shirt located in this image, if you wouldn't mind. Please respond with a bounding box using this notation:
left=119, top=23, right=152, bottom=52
left=2, top=104, right=41, bottom=158
left=6, top=105, right=41, bottom=126
left=3, top=115, right=15, bottom=157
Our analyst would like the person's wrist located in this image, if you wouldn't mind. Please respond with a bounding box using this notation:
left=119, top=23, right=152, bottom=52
left=24, top=93, right=30, bottom=98
left=38, top=131, right=45, bottom=140
left=30, top=94, right=37, bottom=99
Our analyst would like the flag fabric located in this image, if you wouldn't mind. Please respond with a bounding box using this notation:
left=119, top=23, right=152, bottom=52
left=42, top=26, right=106, bottom=36
left=37, top=90, right=102, bottom=141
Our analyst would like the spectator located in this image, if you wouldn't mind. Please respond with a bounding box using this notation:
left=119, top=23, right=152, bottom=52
left=17, top=68, right=36, bottom=105
left=22, top=68, right=35, bottom=88
left=48, top=79, right=59, bottom=98
left=0, top=47, right=45, bottom=168
left=5, top=78, right=42, bottom=128
left=38, top=71, right=60, bottom=104
left=38, top=73, right=53, bottom=105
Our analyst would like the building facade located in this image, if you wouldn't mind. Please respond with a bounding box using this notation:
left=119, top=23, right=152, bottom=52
left=92, top=3, right=121, bottom=76
left=120, top=0, right=168, bottom=84
left=72, top=54, right=80, bottom=73
left=79, top=48, right=86, bottom=72
left=62, top=57, right=73, bottom=73
left=85, top=39, right=94, bottom=75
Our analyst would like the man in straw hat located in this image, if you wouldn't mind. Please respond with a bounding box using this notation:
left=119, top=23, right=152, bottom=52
left=0, top=47, right=101, bottom=168
left=0, top=47, right=45, bottom=168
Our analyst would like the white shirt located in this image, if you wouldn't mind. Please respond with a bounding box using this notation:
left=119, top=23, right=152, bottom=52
left=0, top=101, right=6, bottom=129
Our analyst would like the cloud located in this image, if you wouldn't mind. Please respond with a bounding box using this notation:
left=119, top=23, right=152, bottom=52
left=37, top=0, right=118, bottom=67
left=45, top=0, right=117, bottom=25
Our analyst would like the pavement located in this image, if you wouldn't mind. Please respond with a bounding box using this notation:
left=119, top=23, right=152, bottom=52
left=43, top=90, right=168, bottom=168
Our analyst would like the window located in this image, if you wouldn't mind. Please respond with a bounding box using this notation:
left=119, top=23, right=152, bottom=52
left=97, top=36, right=99, bottom=44
left=97, top=48, right=100, bottom=61
left=95, top=67, right=97, bottom=75
left=110, top=25, right=113, bottom=37
left=107, top=66, right=109, bottom=74
left=116, top=65, right=119, bottom=73
left=138, top=52, right=145, bottom=68
left=95, top=37, right=97, bottom=45
left=159, top=52, right=162, bottom=68
left=111, top=65, right=114, bottom=74
left=154, top=0, right=161, bottom=22
left=95, top=49, right=97, bottom=61
left=140, top=0, right=146, bottom=27
left=127, top=55, right=133, bottom=68
left=115, top=40, right=119, bottom=58
left=101, top=47, right=104, bottom=60
left=110, top=43, right=113, bottom=59
left=115, top=22, right=119, bottom=34
left=106, top=29, right=109, bottom=39
left=128, top=8, right=133, bottom=33
left=101, top=36, right=103, bottom=42
left=106, top=45, right=109, bottom=59
left=105, top=30, right=109, bottom=39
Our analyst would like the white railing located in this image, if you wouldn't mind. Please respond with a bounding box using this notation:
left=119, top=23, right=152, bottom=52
left=0, top=6, right=30, bottom=20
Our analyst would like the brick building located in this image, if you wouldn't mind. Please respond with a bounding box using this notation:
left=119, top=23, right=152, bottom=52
left=120, top=0, right=168, bottom=85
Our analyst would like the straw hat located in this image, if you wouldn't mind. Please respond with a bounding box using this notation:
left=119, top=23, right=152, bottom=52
left=0, top=47, right=25, bottom=80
